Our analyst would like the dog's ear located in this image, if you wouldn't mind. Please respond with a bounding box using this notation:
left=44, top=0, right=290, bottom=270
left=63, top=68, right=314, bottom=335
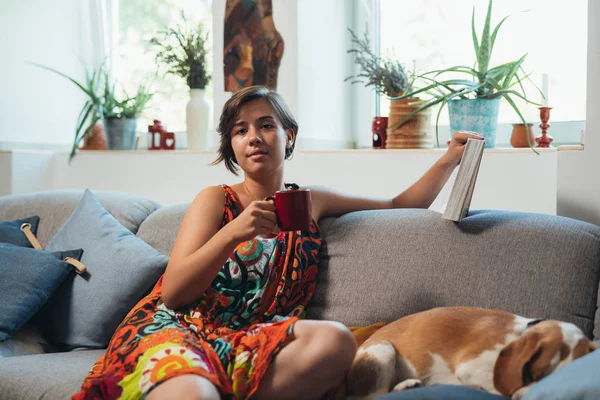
left=572, top=337, right=598, bottom=360
left=493, top=331, right=545, bottom=396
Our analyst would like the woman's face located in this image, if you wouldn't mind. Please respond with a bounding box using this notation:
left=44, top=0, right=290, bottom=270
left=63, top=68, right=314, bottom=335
left=230, top=98, right=294, bottom=176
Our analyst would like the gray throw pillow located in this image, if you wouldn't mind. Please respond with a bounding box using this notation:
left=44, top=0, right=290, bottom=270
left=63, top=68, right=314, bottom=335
left=40, top=189, right=169, bottom=350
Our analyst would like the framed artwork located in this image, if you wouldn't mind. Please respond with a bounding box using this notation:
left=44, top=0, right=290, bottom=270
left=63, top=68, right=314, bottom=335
left=223, top=0, right=284, bottom=92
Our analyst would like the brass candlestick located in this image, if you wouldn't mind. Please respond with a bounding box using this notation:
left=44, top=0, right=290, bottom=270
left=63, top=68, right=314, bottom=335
left=536, top=106, right=553, bottom=148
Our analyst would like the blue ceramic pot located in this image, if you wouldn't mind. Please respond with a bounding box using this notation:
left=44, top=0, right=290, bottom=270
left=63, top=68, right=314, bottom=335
left=448, top=98, right=500, bottom=148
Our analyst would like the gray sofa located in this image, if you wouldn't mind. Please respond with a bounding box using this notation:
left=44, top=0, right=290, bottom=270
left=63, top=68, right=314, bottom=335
left=0, top=190, right=599, bottom=400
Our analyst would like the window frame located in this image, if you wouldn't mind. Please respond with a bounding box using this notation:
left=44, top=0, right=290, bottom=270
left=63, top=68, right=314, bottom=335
left=370, top=0, right=588, bottom=149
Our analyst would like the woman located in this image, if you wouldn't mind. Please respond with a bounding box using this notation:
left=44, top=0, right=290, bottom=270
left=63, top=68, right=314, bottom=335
left=73, top=86, right=482, bottom=400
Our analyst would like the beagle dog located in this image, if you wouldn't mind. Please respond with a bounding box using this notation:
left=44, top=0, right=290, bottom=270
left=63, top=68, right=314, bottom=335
left=346, top=307, right=597, bottom=400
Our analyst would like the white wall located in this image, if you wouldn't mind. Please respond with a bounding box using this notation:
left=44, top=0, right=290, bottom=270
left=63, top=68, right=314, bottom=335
left=0, top=0, right=92, bottom=149
left=557, top=1, right=600, bottom=226
left=0, top=149, right=558, bottom=216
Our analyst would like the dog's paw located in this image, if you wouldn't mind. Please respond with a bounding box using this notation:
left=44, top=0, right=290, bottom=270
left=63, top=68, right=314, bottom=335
left=511, top=386, right=531, bottom=400
left=392, top=379, right=422, bottom=391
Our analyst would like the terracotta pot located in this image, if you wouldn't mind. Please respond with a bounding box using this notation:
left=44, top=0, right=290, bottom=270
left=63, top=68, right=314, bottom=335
left=387, top=98, right=431, bottom=136
left=510, top=123, right=535, bottom=148
left=81, top=122, right=107, bottom=150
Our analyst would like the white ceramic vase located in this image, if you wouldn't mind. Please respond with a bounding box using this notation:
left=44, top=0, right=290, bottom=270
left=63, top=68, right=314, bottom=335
left=186, top=88, right=210, bottom=151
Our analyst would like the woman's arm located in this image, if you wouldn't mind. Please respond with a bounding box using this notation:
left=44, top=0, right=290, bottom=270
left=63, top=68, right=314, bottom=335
left=161, top=186, right=240, bottom=309
left=311, top=131, right=482, bottom=220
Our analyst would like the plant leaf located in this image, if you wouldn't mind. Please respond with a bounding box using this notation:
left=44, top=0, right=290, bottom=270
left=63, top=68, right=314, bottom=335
left=435, top=98, right=449, bottom=147
left=477, top=0, right=494, bottom=75
left=500, top=92, right=539, bottom=153
left=472, top=5, right=480, bottom=58
left=490, top=15, right=509, bottom=55
left=69, top=116, right=99, bottom=163
left=501, top=54, right=527, bottom=89
left=74, top=102, right=95, bottom=146
left=28, top=62, right=95, bottom=98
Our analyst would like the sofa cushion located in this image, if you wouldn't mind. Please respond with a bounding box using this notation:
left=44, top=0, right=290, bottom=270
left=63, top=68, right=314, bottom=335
left=0, top=349, right=105, bottom=400
left=308, top=209, right=600, bottom=339
left=0, top=216, right=40, bottom=247
left=136, top=203, right=188, bottom=256
left=523, top=341, right=600, bottom=400
left=40, top=190, right=169, bottom=350
left=0, top=190, right=161, bottom=247
left=0, top=324, right=52, bottom=358
left=0, top=244, right=83, bottom=342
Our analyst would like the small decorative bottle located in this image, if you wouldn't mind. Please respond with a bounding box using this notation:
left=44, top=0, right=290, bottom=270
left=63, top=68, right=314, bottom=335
left=372, top=117, right=388, bottom=149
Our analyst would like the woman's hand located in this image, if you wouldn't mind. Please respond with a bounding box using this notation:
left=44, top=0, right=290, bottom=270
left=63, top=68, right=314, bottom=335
left=230, top=200, right=280, bottom=242
left=442, top=131, right=485, bottom=167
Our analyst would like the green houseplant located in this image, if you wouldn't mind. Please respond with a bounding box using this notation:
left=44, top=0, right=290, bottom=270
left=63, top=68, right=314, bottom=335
left=150, top=15, right=212, bottom=151
left=30, top=61, right=153, bottom=161
left=392, top=0, right=542, bottom=148
left=345, top=27, right=414, bottom=98
left=345, top=28, right=433, bottom=148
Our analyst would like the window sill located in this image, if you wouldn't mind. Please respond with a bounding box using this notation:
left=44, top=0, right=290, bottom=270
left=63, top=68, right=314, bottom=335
left=1, top=146, right=583, bottom=156
left=1, top=145, right=559, bottom=215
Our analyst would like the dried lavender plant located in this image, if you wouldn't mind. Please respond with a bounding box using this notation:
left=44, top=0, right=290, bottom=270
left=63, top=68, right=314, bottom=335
left=345, top=28, right=412, bottom=98
left=150, top=13, right=211, bottom=89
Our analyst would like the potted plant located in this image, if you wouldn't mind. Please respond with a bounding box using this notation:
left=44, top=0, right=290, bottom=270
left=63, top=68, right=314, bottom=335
left=345, top=28, right=432, bottom=149
left=30, top=61, right=153, bottom=162
left=393, top=0, right=542, bottom=149
left=101, top=73, right=153, bottom=153
left=150, top=15, right=211, bottom=151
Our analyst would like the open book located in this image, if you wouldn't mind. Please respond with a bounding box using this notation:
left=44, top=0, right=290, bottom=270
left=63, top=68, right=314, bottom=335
left=442, top=138, right=485, bottom=222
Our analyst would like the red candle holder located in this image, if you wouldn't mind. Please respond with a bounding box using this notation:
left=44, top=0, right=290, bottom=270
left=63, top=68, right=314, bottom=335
left=161, top=131, right=176, bottom=150
left=536, top=107, right=553, bottom=148
left=148, top=120, right=165, bottom=150
left=372, top=117, right=388, bottom=149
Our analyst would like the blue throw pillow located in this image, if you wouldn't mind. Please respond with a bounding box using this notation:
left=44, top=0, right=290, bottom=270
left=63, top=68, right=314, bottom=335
left=523, top=341, right=600, bottom=400
left=40, top=189, right=169, bottom=350
left=376, top=385, right=505, bottom=399
left=0, top=216, right=40, bottom=247
left=0, top=243, right=83, bottom=341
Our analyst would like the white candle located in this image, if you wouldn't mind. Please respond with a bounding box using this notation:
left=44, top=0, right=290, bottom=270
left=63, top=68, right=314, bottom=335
left=542, top=73, right=549, bottom=107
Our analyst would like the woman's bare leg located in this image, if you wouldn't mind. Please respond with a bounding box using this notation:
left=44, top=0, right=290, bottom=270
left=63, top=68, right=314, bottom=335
left=253, top=320, right=357, bottom=400
left=146, top=375, right=221, bottom=400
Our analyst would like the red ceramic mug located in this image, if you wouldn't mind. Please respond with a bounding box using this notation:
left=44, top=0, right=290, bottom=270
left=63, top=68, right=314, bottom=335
left=266, top=188, right=312, bottom=231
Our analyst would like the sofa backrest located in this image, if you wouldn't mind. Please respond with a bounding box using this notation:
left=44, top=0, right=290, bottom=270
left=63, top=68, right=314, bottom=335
left=137, top=203, right=600, bottom=339
left=3, top=191, right=599, bottom=340
left=0, top=191, right=161, bottom=247
left=306, top=209, right=600, bottom=340
left=136, top=203, right=186, bottom=256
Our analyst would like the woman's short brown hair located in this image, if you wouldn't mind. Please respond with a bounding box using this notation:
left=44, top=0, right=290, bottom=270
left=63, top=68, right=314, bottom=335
left=212, top=85, right=298, bottom=175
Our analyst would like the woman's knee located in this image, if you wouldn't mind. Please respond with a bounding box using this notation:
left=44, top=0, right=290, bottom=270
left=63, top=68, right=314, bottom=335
left=146, top=374, right=221, bottom=400
left=304, top=321, right=357, bottom=368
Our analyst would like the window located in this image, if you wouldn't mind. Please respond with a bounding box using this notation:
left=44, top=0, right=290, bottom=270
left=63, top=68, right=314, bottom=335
left=113, top=0, right=213, bottom=139
left=378, top=0, right=588, bottom=145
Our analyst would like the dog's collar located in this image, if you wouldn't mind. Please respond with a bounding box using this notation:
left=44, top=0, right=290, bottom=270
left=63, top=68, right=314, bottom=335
left=526, top=318, right=546, bottom=328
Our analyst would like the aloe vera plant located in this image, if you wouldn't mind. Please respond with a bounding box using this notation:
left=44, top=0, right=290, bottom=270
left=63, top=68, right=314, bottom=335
left=392, top=0, right=543, bottom=148
left=29, top=61, right=153, bottom=162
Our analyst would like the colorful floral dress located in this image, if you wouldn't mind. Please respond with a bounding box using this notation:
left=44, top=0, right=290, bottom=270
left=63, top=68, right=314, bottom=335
left=72, top=184, right=322, bottom=400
